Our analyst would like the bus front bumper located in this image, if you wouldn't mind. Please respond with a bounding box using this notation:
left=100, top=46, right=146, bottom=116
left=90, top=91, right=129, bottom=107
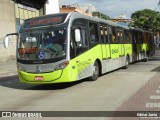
left=18, top=69, right=75, bottom=84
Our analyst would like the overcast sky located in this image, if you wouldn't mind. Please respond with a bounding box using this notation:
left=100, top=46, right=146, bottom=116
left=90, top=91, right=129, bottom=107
left=59, top=0, right=160, bottom=18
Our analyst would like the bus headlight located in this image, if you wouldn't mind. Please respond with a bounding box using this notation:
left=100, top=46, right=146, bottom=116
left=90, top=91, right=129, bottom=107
left=17, top=64, right=26, bottom=72
left=55, top=61, right=69, bottom=71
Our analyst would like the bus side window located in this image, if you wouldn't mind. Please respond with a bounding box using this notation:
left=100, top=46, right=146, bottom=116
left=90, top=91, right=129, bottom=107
left=89, top=22, right=99, bottom=45
left=105, top=26, right=109, bottom=43
left=71, top=18, right=89, bottom=57
left=74, top=28, right=88, bottom=47
left=71, top=28, right=88, bottom=56
left=108, top=26, right=112, bottom=42
left=111, top=27, right=117, bottom=43
left=70, top=30, right=76, bottom=59
left=124, top=31, right=129, bottom=44
left=100, top=25, right=105, bottom=43
left=100, top=24, right=109, bottom=44
left=81, top=29, right=88, bottom=46
left=117, top=29, right=123, bottom=43
left=124, top=30, right=131, bottom=44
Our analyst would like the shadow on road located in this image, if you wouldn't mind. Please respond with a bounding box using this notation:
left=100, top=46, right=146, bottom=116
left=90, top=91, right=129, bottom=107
left=28, top=80, right=86, bottom=90
left=0, top=75, right=18, bottom=82
left=0, top=75, right=87, bottom=90
left=151, top=66, right=160, bottom=72
left=149, top=58, right=160, bottom=61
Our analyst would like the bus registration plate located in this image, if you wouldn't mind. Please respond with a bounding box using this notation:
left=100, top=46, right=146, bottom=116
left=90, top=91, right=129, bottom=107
left=35, top=76, right=43, bottom=81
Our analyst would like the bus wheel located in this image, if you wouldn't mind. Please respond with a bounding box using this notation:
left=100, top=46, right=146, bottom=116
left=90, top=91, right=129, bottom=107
left=124, top=56, right=129, bottom=69
left=90, top=61, right=99, bottom=81
left=143, top=52, right=149, bottom=62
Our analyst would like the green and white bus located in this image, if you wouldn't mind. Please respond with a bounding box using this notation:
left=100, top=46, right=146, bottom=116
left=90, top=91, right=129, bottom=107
left=130, top=27, right=154, bottom=62
left=4, top=12, right=154, bottom=84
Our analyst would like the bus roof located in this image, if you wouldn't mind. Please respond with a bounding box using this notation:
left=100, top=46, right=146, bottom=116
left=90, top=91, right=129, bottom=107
left=22, top=12, right=149, bottom=32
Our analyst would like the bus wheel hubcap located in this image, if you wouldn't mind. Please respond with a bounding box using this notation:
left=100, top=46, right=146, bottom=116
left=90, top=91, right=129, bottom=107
left=93, top=66, right=98, bottom=76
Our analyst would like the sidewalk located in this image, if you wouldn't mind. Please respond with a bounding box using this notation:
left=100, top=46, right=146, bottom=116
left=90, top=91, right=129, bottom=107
left=0, top=61, right=17, bottom=78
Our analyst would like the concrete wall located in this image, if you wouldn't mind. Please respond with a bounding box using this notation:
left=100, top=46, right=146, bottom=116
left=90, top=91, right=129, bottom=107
left=0, top=0, right=16, bottom=63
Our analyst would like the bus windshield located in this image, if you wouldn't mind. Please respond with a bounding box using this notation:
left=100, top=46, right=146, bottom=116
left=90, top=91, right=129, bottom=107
left=17, top=28, right=66, bottom=60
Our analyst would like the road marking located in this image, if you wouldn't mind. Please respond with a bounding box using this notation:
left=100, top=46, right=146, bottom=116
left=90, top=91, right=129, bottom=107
left=9, top=73, right=15, bottom=75
left=146, top=103, right=160, bottom=108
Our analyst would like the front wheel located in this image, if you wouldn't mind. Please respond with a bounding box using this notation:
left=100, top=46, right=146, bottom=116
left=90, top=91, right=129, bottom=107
left=143, top=52, right=149, bottom=62
left=89, top=61, right=99, bottom=81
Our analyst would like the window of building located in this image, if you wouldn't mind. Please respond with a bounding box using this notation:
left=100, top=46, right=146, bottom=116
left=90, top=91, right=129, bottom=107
left=15, top=4, right=19, bottom=18
left=19, top=8, right=24, bottom=19
left=24, top=9, right=28, bottom=19
left=36, top=11, right=40, bottom=16
left=15, top=3, right=43, bottom=32
left=28, top=11, right=33, bottom=18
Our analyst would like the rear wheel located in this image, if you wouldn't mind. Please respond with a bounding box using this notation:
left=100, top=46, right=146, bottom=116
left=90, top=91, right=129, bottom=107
left=143, top=51, right=149, bottom=62
left=89, top=61, right=99, bottom=81
left=124, top=56, right=129, bottom=69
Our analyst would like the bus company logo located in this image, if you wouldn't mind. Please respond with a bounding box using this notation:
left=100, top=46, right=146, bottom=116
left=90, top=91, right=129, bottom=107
left=36, top=66, right=41, bottom=73
left=2, top=112, right=11, bottom=117
left=112, top=49, right=118, bottom=54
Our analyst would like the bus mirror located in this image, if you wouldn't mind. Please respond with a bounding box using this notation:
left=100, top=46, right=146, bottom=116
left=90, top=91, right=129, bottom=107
left=4, top=36, right=9, bottom=48
left=75, top=29, right=81, bottom=42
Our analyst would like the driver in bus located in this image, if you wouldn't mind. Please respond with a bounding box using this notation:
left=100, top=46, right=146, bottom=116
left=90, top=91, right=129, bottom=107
left=44, top=31, right=63, bottom=56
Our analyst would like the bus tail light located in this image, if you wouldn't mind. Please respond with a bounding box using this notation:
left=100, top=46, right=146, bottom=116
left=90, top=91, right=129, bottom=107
left=55, top=61, right=69, bottom=70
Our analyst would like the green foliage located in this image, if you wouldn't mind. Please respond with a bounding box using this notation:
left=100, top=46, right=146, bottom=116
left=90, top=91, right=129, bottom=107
left=92, top=12, right=110, bottom=20
left=131, top=9, right=160, bottom=32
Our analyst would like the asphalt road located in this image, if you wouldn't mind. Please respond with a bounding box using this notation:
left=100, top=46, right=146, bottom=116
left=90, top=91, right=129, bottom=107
left=0, top=56, right=160, bottom=120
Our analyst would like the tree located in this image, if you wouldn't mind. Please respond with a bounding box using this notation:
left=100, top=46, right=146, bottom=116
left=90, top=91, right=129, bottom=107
left=92, top=12, right=110, bottom=20
left=131, top=9, right=160, bottom=32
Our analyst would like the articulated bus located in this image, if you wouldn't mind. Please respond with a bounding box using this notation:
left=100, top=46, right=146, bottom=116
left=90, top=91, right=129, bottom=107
left=130, top=28, right=154, bottom=62
left=4, top=12, right=154, bottom=84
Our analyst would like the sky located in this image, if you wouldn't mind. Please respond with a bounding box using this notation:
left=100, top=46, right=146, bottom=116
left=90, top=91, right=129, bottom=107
left=59, top=0, right=160, bottom=18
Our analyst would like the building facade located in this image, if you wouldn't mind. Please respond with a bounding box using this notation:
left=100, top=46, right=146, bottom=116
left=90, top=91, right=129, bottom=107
left=0, top=0, right=17, bottom=63
left=0, top=0, right=45, bottom=63
left=15, top=3, right=44, bottom=31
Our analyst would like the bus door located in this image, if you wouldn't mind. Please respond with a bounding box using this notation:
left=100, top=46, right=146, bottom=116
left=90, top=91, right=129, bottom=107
left=109, top=26, right=119, bottom=59
left=132, top=31, right=136, bottom=61
left=117, top=29, right=125, bottom=57
left=70, top=27, right=91, bottom=80
left=70, top=18, right=92, bottom=80
left=104, top=25, right=111, bottom=59
left=100, top=24, right=107, bottom=59
left=100, top=24, right=111, bottom=60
